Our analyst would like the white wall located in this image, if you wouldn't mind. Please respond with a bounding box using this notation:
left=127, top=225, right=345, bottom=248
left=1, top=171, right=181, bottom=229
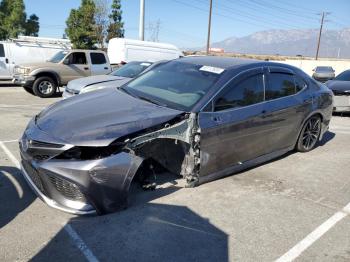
left=272, top=59, right=350, bottom=77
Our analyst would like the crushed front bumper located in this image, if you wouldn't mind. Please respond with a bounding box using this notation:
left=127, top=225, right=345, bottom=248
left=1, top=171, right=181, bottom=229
left=19, top=121, right=143, bottom=215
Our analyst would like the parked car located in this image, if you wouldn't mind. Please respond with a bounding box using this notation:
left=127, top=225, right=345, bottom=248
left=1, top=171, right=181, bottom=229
left=325, top=69, right=350, bottom=112
left=0, top=36, right=71, bottom=81
left=312, top=66, right=335, bottom=82
left=107, top=38, right=183, bottom=67
left=63, top=61, right=154, bottom=99
left=13, top=49, right=111, bottom=98
left=19, top=56, right=333, bottom=215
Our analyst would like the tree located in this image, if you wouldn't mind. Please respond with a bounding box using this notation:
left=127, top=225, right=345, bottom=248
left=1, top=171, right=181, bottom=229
left=107, top=0, right=124, bottom=42
left=0, top=0, right=26, bottom=40
left=65, top=0, right=97, bottom=49
left=24, top=14, right=39, bottom=37
left=94, top=0, right=109, bottom=48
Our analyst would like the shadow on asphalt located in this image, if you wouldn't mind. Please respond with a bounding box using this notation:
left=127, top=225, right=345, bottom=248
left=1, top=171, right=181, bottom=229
left=32, top=203, right=229, bottom=262
left=0, top=166, right=35, bottom=229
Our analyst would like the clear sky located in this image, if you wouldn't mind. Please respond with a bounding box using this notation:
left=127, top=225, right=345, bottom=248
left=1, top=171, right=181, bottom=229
left=23, top=0, right=350, bottom=48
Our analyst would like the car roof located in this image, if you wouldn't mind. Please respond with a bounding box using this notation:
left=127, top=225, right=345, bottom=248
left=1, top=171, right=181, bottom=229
left=179, top=56, right=260, bottom=69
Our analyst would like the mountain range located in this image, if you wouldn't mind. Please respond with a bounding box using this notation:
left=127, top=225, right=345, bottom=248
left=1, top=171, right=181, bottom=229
left=209, top=28, right=350, bottom=58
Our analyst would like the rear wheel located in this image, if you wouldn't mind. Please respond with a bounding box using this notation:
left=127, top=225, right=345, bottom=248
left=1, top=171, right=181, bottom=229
left=296, top=115, right=321, bottom=152
left=33, top=76, right=57, bottom=98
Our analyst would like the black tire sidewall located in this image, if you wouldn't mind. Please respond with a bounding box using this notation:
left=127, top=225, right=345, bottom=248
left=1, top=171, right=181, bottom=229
left=297, top=115, right=321, bottom=152
left=33, top=77, right=57, bottom=98
left=22, top=86, right=34, bottom=94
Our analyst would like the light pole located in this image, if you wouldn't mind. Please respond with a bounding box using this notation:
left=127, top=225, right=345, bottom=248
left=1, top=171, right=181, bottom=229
left=139, top=0, right=145, bottom=41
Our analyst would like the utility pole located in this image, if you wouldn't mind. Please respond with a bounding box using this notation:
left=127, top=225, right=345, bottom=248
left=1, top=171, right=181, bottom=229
left=139, top=0, right=145, bottom=41
left=206, top=0, right=213, bottom=54
left=315, top=12, right=330, bottom=60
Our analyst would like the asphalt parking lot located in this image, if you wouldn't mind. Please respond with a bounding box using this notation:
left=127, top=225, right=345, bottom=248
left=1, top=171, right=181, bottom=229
left=0, top=84, right=349, bottom=262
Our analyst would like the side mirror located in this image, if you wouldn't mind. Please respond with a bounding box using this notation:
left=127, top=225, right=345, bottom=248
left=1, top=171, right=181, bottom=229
left=63, top=58, right=70, bottom=65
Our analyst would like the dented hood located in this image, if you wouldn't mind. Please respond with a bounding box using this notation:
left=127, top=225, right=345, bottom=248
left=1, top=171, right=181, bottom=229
left=36, top=88, right=184, bottom=146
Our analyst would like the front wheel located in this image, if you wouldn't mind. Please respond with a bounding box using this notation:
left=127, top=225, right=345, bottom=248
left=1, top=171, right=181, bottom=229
left=33, top=76, right=57, bottom=98
left=296, top=115, right=321, bottom=152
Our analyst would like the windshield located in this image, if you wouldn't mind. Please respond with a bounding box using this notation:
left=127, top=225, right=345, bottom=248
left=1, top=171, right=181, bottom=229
left=335, top=70, right=350, bottom=81
left=48, top=51, right=69, bottom=63
left=111, top=62, right=152, bottom=78
left=122, top=61, right=223, bottom=111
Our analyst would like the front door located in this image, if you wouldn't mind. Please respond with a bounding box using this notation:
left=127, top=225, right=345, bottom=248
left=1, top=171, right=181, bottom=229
left=0, top=44, right=10, bottom=79
left=199, top=67, right=270, bottom=178
left=61, top=52, right=91, bottom=83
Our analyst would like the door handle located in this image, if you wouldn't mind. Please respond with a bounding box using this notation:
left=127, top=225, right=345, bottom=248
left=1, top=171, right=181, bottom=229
left=212, top=116, right=222, bottom=122
left=5, top=58, right=8, bottom=64
left=104, top=67, right=108, bottom=70
left=84, top=67, right=89, bottom=70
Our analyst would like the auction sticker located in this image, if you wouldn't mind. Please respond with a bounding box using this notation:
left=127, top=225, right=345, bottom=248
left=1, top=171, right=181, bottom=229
left=199, top=65, right=225, bottom=74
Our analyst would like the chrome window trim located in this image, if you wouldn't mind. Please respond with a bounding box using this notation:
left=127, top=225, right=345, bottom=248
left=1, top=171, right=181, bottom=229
left=200, top=66, right=309, bottom=114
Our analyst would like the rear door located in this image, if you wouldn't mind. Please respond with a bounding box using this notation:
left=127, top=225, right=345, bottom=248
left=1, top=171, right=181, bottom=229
left=89, top=52, right=111, bottom=75
left=261, top=66, right=309, bottom=152
left=198, top=67, right=270, bottom=177
left=0, top=43, right=10, bottom=79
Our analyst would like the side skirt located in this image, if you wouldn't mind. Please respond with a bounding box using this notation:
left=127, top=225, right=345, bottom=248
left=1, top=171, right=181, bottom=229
left=198, top=146, right=294, bottom=185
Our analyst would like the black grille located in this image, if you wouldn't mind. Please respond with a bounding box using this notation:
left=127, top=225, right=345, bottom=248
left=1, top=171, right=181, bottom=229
left=22, top=160, right=46, bottom=194
left=48, top=175, right=86, bottom=202
left=32, top=154, right=51, bottom=161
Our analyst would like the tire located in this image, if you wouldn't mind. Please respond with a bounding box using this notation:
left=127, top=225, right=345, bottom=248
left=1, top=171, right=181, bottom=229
left=33, top=76, right=57, bottom=98
left=296, top=115, right=321, bottom=152
left=22, top=86, right=34, bottom=94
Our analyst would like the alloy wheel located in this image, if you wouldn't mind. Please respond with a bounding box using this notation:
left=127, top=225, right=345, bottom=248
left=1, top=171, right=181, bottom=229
left=38, top=81, right=53, bottom=95
left=301, top=117, right=321, bottom=150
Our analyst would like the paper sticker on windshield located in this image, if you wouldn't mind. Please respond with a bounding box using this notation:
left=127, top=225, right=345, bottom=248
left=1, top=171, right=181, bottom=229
left=199, top=65, right=224, bottom=74
left=140, top=62, right=151, bottom=66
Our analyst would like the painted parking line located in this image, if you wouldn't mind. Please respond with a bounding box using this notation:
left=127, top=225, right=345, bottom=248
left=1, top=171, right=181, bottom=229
left=275, top=202, right=350, bottom=262
left=0, top=141, right=100, bottom=262
left=0, top=139, right=18, bottom=143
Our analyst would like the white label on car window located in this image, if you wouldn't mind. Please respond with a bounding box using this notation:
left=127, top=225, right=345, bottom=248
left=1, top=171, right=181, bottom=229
left=199, top=65, right=224, bottom=74
left=140, top=62, right=151, bottom=66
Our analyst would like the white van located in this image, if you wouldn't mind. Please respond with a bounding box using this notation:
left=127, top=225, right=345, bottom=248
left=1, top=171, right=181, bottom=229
left=107, top=38, right=183, bottom=66
left=0, top=36, right=71, bottom=80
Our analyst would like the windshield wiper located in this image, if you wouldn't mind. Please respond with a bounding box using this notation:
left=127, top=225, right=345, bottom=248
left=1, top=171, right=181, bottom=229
left=137, top=95, right=168, bottom=107
left=118, top=86, right=137, bottom=97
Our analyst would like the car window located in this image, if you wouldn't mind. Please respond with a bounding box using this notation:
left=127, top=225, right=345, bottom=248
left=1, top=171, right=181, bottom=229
left=48, top=51, right=69, bottom=63
left=90, top=53, right=106, bottom=64
left=315, top=67, right=333, bottom=72
left=294, top=76, right=307, bottom=93
left=214, top=74, right=264, bottom=111
left=266, top=73, right=296, bottom=100
left=335, top=71, right=350, bottom=81
left=111, top=62, right=152, bottom=78
left=69, top=52, right=87, bottom=64
left=0, top=44, right=4, bottom=57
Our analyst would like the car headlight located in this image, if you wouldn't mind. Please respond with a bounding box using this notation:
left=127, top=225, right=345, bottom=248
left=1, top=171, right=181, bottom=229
left=15, top=67, right=31, bottom=75
left=80, top=85, right=106, bottom=94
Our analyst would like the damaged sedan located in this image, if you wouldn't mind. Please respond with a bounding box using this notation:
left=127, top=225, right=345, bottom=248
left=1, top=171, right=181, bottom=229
left=19, top=56, right=333, bottom=215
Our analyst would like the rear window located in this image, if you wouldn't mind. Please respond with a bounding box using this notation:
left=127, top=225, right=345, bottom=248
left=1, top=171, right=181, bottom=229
left=0, top=44, right=4, bottom=57
left=266, top=73, right=296, bottom=100
left=90, top=53, right=106, bottom=64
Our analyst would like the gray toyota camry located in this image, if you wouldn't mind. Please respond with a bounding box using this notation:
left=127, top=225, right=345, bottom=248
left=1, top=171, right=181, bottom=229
left=19, top=56, right=333, bottom=215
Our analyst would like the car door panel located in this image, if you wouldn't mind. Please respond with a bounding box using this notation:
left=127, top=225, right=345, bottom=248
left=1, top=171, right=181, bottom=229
left=199, top=68, right=273, bottom=178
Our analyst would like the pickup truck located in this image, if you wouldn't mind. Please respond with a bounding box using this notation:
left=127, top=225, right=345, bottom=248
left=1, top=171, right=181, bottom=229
left=13, top=49, right=111, bottom=97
